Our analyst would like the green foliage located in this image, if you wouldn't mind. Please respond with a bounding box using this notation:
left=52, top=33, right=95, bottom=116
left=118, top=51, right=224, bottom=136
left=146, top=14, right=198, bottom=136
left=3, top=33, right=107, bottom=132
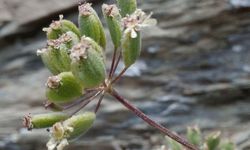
left=164, top=126, right=236, bottom=150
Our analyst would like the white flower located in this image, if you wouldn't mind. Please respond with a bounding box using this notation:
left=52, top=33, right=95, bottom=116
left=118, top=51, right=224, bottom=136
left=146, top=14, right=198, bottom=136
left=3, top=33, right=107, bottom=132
left=70, top=41, right=90, bottom=62
left=122, top=9, right=157, bottom=38
left=46, top=122, right=74, bottom=150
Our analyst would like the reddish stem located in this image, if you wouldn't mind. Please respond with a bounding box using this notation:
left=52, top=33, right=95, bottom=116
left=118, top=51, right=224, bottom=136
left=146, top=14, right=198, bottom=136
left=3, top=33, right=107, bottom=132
left=70, top=91, right=102, bottom=116
left=109, top=48, right=118, bottom=80
left=63, top=91, right=98, bottom=110
left=109, top=89, right=198, bottom=150
left=111, top=67, right=128, bottom=84
left=111, top=51, right=121, bottom=77
left=94, top=92, right=105, bottom=113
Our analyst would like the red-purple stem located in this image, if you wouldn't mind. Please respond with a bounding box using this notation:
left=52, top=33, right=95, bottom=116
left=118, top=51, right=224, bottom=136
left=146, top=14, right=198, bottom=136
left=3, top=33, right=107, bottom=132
left=111, top=51, right=121, bottom=77
left=109, top=48, right=118, bottom=80
left=94, top=92, right=105, bottom=113
left=109, top=89, right=198, bottom=150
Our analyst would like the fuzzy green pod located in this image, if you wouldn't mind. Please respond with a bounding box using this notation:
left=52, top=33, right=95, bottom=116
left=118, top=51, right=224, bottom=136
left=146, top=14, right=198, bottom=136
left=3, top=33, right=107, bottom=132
left=23, top=113, right=68, bottom=130
left=37, top=48, right=60, bottom=75
left=44, top=15, right=80, bottom=40
left=38, top=46, right=71, bottom=75
left=102, top=4, right=122, bottom=49
left=78, top=3, right=106, bottom=49
left=187, top=126, right=202, bottom=146
left=70, top=41, right=106, bottom=88
left=46, top=112, right=95, bottom=150
left=80, top=36, right=104, bottom=58
left=122, top=31, right=141, bottom=67
left=63, top=31, right=80, bottom=49
left=205, top=132, right=221, bottom=150
left=63, top=112, right=96, bottom=140
left=116, top=0, right=137, bottom=17
left=46, top=72, right=83, bottom=104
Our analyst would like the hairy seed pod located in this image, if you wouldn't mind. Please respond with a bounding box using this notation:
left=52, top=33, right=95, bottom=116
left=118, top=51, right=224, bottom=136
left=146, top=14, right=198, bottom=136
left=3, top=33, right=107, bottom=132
left=37, top=48, right=60, bottom=75
left=63, top=112, right=96, bottom=140
left=102, top=4, right=122, bottom=49
left=78, top=3, right=106, bottom=49
left=116, top=0, right=137, bottom=17
left=62, top=31, right=80, bottom=50
left=43, top=15, right=80, bottom=40
left=37, top=46, right=71, bottom=75
left=46, top=112, right=95, bottom=150
left=80, top=36, right=104, bottom=59
left=46, top=72, right=83, bottom=104
left=70, top=41, right=106, bottom=88
left=122, top=31, right=141, bottom=67
left=23, top=113, right=68, bottom=130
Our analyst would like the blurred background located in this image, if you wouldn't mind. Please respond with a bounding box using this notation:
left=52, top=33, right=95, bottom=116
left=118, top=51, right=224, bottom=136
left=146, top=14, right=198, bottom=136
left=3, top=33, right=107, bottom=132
left=0, top=0, right=250, bottom=149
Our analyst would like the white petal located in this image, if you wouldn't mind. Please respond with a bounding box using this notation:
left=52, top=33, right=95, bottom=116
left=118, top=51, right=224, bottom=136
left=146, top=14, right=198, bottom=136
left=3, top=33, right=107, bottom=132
left=47, top=138, right=57, bottom=150
left=131, top=29, right=138, bottom=38
left=57, top=139, right=69, bottom=150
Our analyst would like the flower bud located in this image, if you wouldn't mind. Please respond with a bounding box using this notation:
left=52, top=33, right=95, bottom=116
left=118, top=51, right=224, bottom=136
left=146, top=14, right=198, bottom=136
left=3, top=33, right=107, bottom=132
left=43, top=15, right=80, bottom=40
left=102, top=4, right=122, bottom=49
left=70, top=40, right=106, bottom=88
left=46, top=72, right=83, bottom=104
left=23, top=113, right=68, bottom=130
left=122, top=30, right=141, bottom=67
left=46, top=112, right=95, bottom=150
left=78, top=3, right=106, bottom=49
left=116, top=0, right=137, bottom=17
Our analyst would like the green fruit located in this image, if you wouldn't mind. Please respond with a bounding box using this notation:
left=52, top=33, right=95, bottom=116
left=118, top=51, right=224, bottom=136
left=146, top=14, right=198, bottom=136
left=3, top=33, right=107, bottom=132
left=122, top=31, right=141, bottom=67
left=70, top=42, right=106, bottom=88
left=46, top=72, right=83, bottom=104
left=116, top=0, right=137, bottom=17
left=44, top=15, right=80, bottom=40
left=63, top=112, right=96, bottom=140
left=78, top=3, right=106, bottom=49
left=102, top=4, right=122, bottom=49
left=23, top=113, right=68, bottom=130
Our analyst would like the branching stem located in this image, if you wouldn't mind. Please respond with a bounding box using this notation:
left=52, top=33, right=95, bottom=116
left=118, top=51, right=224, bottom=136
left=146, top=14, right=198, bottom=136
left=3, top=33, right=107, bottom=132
left=111, top=67, right=128, bottom=84
left=109, top=47, right=118, bottom=80
left=109, top=89, right=198, bottom=150
left=94, top=91, right=105, bottom=113
left=70, top=91, right=103, bottom=116
left=111, top=51, right=122, bottom=77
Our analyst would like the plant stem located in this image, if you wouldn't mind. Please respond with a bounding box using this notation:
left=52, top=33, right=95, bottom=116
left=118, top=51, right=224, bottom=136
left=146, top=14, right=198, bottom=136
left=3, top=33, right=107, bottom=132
left=70, top=91, right=102, bottom=116
left=63, top=91, right=98, bottom=110
left=111, top=67, right=128, bottom=84
left=109, top=48, right=118, bottom=80
left=111, top=51, right=121, bottom=77
left=94, top=92, right=105, bottom=113
left=109, top=89, right=198, bottom=150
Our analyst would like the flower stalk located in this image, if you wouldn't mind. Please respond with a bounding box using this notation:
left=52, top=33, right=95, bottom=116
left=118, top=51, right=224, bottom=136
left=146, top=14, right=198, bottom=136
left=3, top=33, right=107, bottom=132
left=24, top=1, right=198, bottom=150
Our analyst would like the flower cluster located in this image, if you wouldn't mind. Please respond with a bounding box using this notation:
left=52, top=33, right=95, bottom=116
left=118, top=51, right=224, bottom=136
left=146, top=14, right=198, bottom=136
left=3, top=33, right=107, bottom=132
left=23, top=1, right=158, bottom=150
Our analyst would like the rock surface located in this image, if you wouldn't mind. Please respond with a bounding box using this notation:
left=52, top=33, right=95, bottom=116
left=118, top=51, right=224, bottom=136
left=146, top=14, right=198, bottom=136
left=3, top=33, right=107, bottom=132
left=0, top=0, right=250, bottom=150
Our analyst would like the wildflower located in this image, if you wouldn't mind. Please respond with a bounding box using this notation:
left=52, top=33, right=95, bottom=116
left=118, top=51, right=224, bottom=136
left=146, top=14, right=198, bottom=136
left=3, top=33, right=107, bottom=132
left=122, top=9, right=157, bottom=38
